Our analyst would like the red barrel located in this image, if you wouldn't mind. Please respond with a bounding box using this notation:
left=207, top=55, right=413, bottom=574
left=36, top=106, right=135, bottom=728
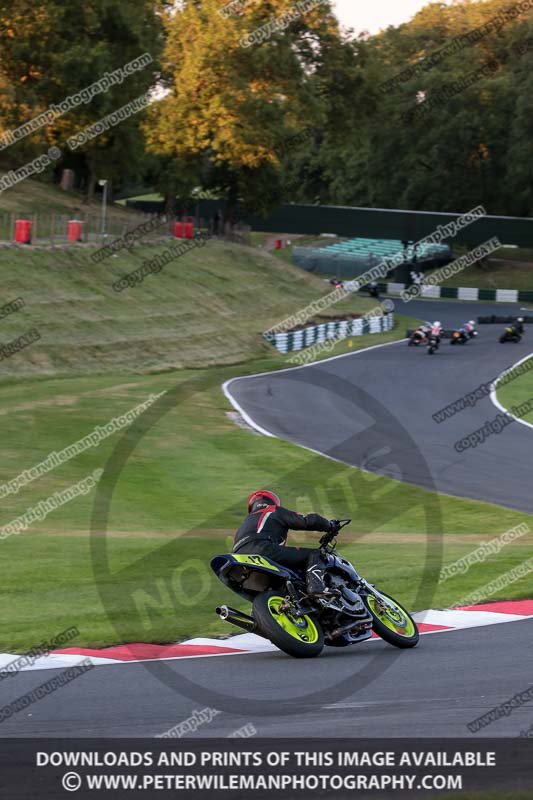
left=14, top=219, right=33, bottom=244
left=174, top=222, right=184, bottom=239
left=184, top=222, right=194, bottom=239
left=68, top=220, right=84, bottom=242
left=275, top=239, right=283, bottom=249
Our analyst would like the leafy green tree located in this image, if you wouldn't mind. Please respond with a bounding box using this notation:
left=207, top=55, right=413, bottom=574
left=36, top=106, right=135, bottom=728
left=0, top=0, right=162, bottom=198
left=143, top=0, right=341, bottom=213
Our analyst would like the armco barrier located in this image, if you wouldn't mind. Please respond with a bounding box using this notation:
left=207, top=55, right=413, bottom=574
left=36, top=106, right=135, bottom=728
left=266, top=313, right=394, bottom=354
left=477, top=316, right=533, bottom=324
left=378, top=283, right=533, bottom=304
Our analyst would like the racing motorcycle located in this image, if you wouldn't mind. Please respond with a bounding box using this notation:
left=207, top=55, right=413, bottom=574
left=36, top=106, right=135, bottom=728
left=500, top=326, right=522, bottom=344
left=450, top=329, right=468, bottom=345
left=211, top=520, right=419, bottom=658
left=408, top=330, right=428, bottom=346
left=427, top=334, right=440, bottom=355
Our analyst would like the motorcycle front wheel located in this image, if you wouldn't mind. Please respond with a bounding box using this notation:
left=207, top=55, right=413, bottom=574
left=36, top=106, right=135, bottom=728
left=253, top=591, right=324, bottom=658
left=363, top=592, right=419, bottom=648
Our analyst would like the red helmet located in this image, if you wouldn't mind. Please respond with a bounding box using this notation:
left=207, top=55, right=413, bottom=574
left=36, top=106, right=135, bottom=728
left=247, top=490, right=281, bottom=513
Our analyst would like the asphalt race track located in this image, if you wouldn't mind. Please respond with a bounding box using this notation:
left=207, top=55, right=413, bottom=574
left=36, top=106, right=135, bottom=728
left=227, top=299, right=533, bottom=512
left=0, top=620, right=532, bottom=737
left=1, top=298, right=531, bottom=742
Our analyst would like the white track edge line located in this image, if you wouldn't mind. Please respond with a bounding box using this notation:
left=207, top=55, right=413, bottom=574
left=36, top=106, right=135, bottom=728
left=490, top=350, right=533, bottom=431
left=222, top=338, right=528, bottom=511
left=222, top=337, right=406, bottom=444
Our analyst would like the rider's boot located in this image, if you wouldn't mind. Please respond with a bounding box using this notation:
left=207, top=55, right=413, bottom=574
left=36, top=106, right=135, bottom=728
left=305, top=552, right=330, bottom=596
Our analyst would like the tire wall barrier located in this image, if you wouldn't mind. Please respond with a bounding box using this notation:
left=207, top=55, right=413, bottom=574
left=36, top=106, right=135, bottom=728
left=265, top=313, right=394, bottom=354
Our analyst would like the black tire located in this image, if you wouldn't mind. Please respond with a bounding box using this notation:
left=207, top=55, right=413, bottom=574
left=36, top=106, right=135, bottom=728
left=253, top=591, right=324, bottom=658
left=363, top=592, right=419, bottom=649
left=499, top=335, right=507, bottom=343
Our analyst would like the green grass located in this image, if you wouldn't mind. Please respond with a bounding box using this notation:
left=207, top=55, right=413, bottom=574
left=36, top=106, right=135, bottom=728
left=0, top=355, right=531, bottom=651
left=0, top=230, right=531, bottom=652
left=0, top=240, right=377, bottom=379
left=2, top=529, right=533, bottom=651
left=270, top=235, right=331, bottom=266
left=497, top=356, right=533, bottom=424
left=440, top=248, right=533, bottom=291
left=0, top=177, right=145, bottom=240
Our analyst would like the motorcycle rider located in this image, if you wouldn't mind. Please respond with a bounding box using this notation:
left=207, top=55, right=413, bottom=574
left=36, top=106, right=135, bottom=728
left=514, top=317, right=525, bottom=335
left=463, top=320, right=477, bottom=338
left=410, top=322, right=430, bottom=344
left=430, top=320, right=442, bottom=340
left=233, top=490, right=339, bottom=596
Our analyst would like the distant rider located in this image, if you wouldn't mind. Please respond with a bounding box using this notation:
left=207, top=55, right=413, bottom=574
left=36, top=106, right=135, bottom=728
left=463, top=320, right=477, bottom=338
left=430, top=321, right=443, bottom=341
left=410, top=323, right=429, bottom=344
left=514, top=317, right=525, bottom=335
left=233, top=491, right=339, bottom=596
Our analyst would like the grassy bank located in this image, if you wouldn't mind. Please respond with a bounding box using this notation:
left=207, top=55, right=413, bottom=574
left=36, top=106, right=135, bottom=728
left=0, top=355, right=531, bottom=651
left=441, top=249, right=533, bottom=291
left=0, top=235, right=531, bottom=652
left=0, top=239, right=379, bottom=378
left=0, top=177, right=147, bottom=241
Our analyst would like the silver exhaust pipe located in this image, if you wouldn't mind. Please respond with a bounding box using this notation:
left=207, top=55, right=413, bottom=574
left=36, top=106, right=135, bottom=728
left=215, top=605, right=257, bottom=633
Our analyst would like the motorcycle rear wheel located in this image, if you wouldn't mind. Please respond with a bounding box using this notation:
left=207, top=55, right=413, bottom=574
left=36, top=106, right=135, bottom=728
left=253, top=591, right=324, bottom=658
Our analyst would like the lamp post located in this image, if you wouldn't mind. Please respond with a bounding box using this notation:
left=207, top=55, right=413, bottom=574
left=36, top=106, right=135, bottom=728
left=98, top=179, right=108, bottom=237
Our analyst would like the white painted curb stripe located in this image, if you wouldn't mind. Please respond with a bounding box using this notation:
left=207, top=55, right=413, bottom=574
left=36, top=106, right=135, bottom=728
left=1, top=605, right=531, bottom=673
left=490, top=351, right=533, bottom=431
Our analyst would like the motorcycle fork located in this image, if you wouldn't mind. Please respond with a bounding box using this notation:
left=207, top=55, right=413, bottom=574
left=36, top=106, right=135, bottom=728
left=358, top=579, right=396, bottom=613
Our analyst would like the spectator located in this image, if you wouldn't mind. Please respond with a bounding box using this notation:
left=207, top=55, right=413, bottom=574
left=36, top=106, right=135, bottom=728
left=212, top=209, right=223, bottom=235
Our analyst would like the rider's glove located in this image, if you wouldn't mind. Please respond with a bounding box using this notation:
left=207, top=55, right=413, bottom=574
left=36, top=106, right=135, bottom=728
left=329, top=519, right=341, bottom=534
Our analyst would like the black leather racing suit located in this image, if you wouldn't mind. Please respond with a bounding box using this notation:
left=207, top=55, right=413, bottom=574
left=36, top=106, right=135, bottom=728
left=232, top=505, right=331, bottom=578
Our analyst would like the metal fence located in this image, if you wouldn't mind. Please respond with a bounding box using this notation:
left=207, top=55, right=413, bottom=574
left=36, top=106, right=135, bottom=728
left=0, top=210, right=252, bottom=248
left=126, top=199, right=533, bottom=248
left=0, top=210, right=151, bottom=245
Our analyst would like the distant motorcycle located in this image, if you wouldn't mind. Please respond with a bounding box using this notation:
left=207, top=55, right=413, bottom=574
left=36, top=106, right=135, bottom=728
left=500, top=326, right=522, bottom=344
left=427, top=334, right=440, bottom=355
left=408, top=330, right=428, bottom=346
left=450, top=330, right=468, bottom=345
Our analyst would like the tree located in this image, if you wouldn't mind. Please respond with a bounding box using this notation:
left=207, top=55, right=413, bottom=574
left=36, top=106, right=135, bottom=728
left=143, top=0, right=341, bottom=213
left=0, top=0, right=162, bottom=198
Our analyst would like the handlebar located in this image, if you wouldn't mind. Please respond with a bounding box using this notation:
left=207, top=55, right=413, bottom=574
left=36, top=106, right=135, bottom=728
left=319, top=518, right=351, bottom=548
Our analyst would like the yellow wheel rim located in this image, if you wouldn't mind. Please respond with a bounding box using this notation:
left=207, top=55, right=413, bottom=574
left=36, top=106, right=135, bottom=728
left=267, top=596, right=319, bottom=644
left=367, top=595, right=416, bottom=637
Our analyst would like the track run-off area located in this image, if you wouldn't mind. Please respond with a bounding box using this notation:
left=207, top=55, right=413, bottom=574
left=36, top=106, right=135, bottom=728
left=1, top=298, right=531, bottom=740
